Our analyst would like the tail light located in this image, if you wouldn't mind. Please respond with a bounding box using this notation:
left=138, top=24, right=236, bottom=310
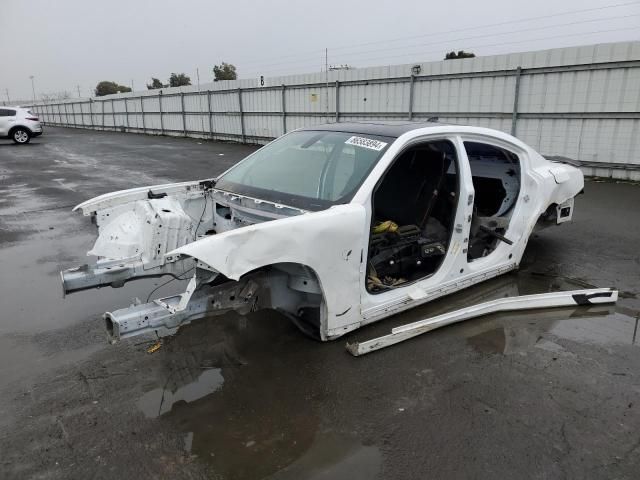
left=26, top=116, right=39, bottom=121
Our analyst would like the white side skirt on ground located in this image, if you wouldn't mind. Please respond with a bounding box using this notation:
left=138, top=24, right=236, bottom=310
left=346, top=288, right=618, bottom=356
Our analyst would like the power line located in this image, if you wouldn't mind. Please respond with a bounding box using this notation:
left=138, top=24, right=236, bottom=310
left=234, top=0, right=640, bottom=69
left=328, top=16, right=640, bottom=64
left=331, top=27, right=640, bottom=68
left=242, top=26, right=639, bottom=77
left=240, top=13, right=639, bottom=73
left=328, top=0, right=640, bottom=53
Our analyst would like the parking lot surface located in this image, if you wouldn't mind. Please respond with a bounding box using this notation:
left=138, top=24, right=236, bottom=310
left=1, top=128, right=639, bottom=479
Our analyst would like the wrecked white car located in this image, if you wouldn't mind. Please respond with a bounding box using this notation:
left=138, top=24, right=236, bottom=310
left=61, top=121, right=584, bottom=343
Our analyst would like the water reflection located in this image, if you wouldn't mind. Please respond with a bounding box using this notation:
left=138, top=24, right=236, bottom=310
left=462, top=302, right=638, bottom=356
left=137, top=368, right=224, bottom=418
left=268, top=432, right=381, bottom=480
left=137, top=310, right=333, bottom=479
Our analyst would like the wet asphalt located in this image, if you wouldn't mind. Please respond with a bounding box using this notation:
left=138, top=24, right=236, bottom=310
left=0, top=127, right=639, bottom=479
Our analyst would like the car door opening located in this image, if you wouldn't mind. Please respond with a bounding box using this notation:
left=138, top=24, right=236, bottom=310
left=367, top=140, right=459, bottom=292
left=465, top=141, right=521, bottom=261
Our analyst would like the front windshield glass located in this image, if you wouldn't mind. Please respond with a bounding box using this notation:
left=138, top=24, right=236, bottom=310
left=215, top=130, right=394, bottom=210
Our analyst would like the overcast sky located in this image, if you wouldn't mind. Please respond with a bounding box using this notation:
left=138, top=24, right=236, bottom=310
left=1, top=0, right=638, bottom=101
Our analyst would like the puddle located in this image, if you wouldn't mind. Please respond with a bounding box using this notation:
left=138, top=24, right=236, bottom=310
left=137, top=368, right=224, bottom=418
left=268, top=432, right=382, bottom=480
left=467, top=327, right=506, bottom=354
left=550, top=311, right=639, bottom=346
left=464, top=306, right=639, bottom=355
left=133, top=310, right=351, bottom=479
left=0, top=209, right=190, bottom=333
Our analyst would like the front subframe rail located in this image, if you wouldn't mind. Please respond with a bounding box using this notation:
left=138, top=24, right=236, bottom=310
left=346, top=288, right=618, bottom=356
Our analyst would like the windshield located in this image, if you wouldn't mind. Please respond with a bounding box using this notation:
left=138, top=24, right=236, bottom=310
left=215, top=130, right=394, bottom=210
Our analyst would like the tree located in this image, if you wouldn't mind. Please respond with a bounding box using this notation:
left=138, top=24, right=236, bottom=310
left=444, top=50, right=476, bottom=60
left=213, top=62, right=237, bottom=81
left=146, top=77, right=166, bottom=90
left=168, top=73, right=191, bottom=87
left=95, top=81, right=131, bottom=96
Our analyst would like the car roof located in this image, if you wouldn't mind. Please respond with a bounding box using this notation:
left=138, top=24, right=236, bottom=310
left=301, top=120, right=451, bottom=138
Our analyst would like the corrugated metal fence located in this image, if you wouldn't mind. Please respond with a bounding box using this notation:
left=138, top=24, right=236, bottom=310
left=28, top=41, right=640, bottom=180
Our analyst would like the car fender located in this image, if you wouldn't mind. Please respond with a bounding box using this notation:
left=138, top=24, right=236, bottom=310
left=169, top=203, right=368, bottom=332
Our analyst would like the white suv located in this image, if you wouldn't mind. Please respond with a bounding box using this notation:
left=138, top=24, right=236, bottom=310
left=0, top=106, right=43, bottom=144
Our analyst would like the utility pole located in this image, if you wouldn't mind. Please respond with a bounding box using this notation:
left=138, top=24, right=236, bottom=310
left=4, top=88, right=9, bottom=104
left=77, top=85, right=81, bottom=98
left=29, top=75, right=36, bottom=104
left=131, top=79, right=134, bottom=92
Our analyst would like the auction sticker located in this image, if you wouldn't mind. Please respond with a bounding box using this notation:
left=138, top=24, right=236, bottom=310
left=345, top=136, right=388, bottom=151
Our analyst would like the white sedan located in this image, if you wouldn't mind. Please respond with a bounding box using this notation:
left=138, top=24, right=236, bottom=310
left=60, top=121, right=584, bottom=343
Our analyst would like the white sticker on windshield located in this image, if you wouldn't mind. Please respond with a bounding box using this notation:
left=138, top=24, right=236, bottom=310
left=345, top=136, right=388, bottom=151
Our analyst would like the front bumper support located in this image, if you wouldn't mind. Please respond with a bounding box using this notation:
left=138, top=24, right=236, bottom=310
left=104, top=276, right=260, bottom=343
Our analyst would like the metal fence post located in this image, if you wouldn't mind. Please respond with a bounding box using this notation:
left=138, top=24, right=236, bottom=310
left=102, top=100, right=105, bottom=129
left=89, top=99, right=94, bottom=129
left=181, top=92, right=186, bottom=136
left=238, top=88, right=245, bottom=143
left=111, top=99, right=116, bottom=130
left=140, top=96, right=146, bottom=133
left=207, top=91, right=213, bottom=138
left=281, top=84, right=286, bottom=134
left=335, top=80, right=340, bottom=123
left=124, top=97, right=129, bottom=131
left=159, top=91, right=164, bottom=135
left=511, top=66, right=522, bottom=136
left=408, top=74, right=415, bottom=121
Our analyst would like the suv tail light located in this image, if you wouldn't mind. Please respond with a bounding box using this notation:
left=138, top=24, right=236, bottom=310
left=26, top=116, right=39, bottom=121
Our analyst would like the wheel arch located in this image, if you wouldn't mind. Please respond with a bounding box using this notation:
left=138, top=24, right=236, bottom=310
left=231, top=261, right=329, bottom=340
left=9, top=125, right=33, bottom=136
